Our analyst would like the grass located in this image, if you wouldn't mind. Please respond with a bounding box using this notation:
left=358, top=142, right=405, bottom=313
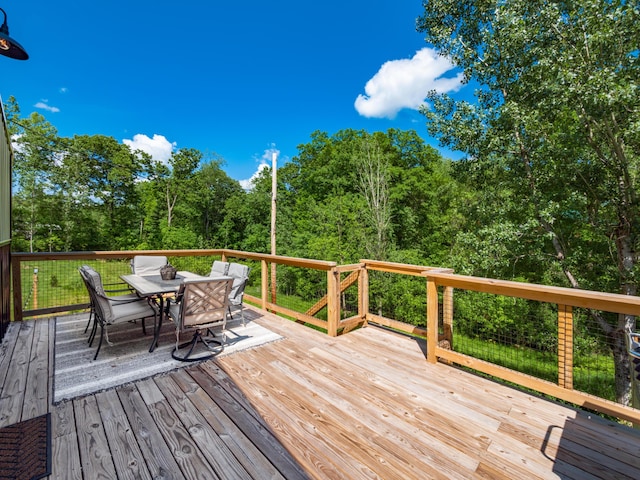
left=17, top=259, right=132, bottom=312
left=454, top=332, right=616, bottom=401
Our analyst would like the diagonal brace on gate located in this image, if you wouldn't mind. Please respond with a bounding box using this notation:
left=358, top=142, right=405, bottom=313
left=305, top=270, right=360, bottom=316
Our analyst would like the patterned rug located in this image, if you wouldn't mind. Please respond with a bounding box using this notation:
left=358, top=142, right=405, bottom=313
left=53, top=310, right=282, bottom=403
left=0, top=413, right=51, bottom=480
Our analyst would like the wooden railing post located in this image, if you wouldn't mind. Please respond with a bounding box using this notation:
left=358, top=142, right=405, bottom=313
left=426, top=276, right=438, bottom=363
left=558, top=304, right=574, bottom=389
left=359, top=265, right=368, bottom=326
left=270, top=262, right=277, bottom=306
left=11, top=255, right=22, bottom=322
left=327, top=267, right=339, bottom=337
left=261, top=259, right=268, bottom=311
left=442, top=286, right=454, bottom=349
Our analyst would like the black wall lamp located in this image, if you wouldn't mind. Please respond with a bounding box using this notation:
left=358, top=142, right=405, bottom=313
left=0, top=7, right=28, bottom=60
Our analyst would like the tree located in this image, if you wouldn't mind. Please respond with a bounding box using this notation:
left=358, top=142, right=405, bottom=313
left=7, top=102, right=60, bottom=252
left=417, top=0, right=640, bottom=404
left=355, top=138, right=392, bottom=260
left=66, top=135, right=149, bottom=249
left=194, top=157, right=244, bottom=246
left=165, top=148, right=201, bottom=229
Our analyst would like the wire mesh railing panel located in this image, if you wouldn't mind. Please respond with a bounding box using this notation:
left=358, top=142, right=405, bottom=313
left=13, top=253, right=322, bottom=321
left=18, top=258, right=133, bottom=314
left=367, top=270, right=427, bottom=326
left=451, top=290, right=559, bottom=384
left=167, top=255, right=221, bottom=277
left=339, top=271, right=359, bottom=320
left=572, top=307, right=618, bottom=401
left=273, top=264, right=327, bottom=321
left=16, top=255, right=233, bottom=316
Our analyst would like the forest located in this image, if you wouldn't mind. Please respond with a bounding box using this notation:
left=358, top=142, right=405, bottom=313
left=7, top=0, right=639, bottom=405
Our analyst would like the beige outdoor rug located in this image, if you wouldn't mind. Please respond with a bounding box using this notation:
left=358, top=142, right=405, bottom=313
left=54, top=310, right=282, bottom=403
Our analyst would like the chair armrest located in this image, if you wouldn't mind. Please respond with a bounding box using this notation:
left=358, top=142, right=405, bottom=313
left=104, top=281, right=135, bottom=294
left=109, top=296, right=152, bottom=307
left=105, top=287, right=134, bottom=294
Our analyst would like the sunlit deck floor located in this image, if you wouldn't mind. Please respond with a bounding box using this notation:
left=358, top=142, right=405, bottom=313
left=1, top=306, right=639, bottom=479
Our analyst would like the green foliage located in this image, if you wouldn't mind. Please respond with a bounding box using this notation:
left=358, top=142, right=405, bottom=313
left=161, top=226, right=200, bottom=249
left=281, top=128, right=461, bottom=265
left=417, top=0, right=640, bottom=292
left=8, top=107, right=243, bottom=253
left=454, top=291, right=558, bottom=352
left=417, top=0, right=639, bottom=403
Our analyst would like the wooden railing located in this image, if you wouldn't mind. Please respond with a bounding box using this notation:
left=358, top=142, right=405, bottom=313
left=11, top=249, right=349, bottom=334
left=424, top=271, right=640, bottom=425
left=220, top=249, right=347, bottom=336
left=360, top=260, right=454, bottom=341
left=10, top=250, right=640, bottom=423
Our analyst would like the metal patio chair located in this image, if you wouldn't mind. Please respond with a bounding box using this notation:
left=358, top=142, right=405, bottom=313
left=226, top=263, right=251, bottom=327
left=83, top=267, right=158, bottom=360
left=130, top=255, right=168, bottom=276
left=167, top=277, right=233, bottom=362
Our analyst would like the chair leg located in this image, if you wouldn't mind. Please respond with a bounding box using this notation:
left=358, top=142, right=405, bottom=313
left=88, top=318, right=98, bottom=346
left=93, top=324, right=105, bottom=360
left=172, top=330, right=223, bottom=362
left=83, top=306, right=94, bottom=334
left=228, top=304, right=246, bottom=327
left=172, top=333, right=200, bottom=361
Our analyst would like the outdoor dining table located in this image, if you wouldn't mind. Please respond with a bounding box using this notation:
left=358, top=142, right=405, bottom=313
left=120, top=271, right=208, bottom=352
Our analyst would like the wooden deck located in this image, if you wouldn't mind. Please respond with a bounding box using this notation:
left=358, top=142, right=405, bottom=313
left=1, top=306, right=639, bottom=479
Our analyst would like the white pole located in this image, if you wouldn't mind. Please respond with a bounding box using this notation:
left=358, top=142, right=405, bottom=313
left=270, top=152, right=277, bottom=304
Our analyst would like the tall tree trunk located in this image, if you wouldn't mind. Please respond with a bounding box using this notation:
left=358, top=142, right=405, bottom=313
left=166, top=184, right=177, bottom=228
left=356, top=140, right=391, bottom=260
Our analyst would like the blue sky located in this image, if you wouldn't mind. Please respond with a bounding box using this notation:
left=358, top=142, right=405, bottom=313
left=1, top=1, right=467, bottom=187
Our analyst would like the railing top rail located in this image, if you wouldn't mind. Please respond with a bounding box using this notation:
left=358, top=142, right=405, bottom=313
left=363, top=259, right=454, bottom=276
left=223, top=249, right=337, bottom=270
left=335, top=263, right=364, bottom=273
left=424, top=271, right=640, bottom=315
left=11, top=249, right=225, bottom=261
left=12, top=249, right=338, bottom=270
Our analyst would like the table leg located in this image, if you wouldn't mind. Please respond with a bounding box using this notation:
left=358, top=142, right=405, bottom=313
left=149, top=295, right=164, bottom=352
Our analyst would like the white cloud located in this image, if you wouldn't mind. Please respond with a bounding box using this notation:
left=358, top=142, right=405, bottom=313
left=122, top=133, right=176, bottom=164
left=59, top=87, right=68, bottom=94
left=34, top=100, right=60, bottom=113
left=354, top=47, right=464, bottom=119
left=239, top=146, right=280, bottom=191
left=239, top=163, right=269, bottom=190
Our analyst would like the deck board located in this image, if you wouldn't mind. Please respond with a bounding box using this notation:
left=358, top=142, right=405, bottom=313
left=0, top=307, right=639, bottom=479
left=117, top=382, right=186, bottom=479
left=50, top=399, right=82, bottom=480
left=22, top=318, right=49, bottom=419
left=0, top=321, right=34, bottom=427
left=95, top=389, right=152, bottom=480
left=73, top=394, right=119, bottom=479
left=171, top=369, right=288, bottom=480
